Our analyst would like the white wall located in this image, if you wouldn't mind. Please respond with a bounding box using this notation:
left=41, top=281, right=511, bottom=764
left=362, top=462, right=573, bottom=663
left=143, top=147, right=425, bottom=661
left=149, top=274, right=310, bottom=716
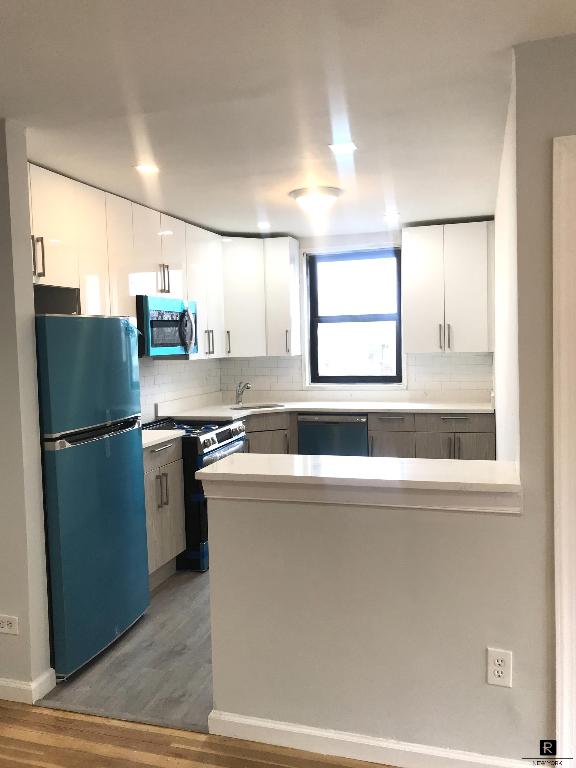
left=139, top=358, right=221, bottom=422
left=0, top=119, right=53, bottom=701
left=494, top=68, right=520, bottom=461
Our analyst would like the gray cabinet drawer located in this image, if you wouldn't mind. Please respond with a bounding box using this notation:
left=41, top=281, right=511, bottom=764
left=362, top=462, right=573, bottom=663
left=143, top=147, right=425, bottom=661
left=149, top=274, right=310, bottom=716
left=143, top=439, right=182, bottom=474
left=414, top=413, right=495, bottom=433
left=369, top=431, right=415, bottom=458
left=244, top=412, right=290, bottom=432
left=368, top=413, right=415, bottom=432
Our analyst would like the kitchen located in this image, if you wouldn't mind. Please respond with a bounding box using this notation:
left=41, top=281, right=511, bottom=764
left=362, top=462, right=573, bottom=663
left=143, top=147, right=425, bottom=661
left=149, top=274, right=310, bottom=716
left=0, top=4, right=574, bottom=768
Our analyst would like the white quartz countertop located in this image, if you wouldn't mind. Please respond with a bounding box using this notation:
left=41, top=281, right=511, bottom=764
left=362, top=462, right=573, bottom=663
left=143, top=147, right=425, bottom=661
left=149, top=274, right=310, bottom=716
left=141, top=429, right=186, bottom=450
left=167, top=400, right=494, bottom=421
left=197, top=453, right=520, bottom=493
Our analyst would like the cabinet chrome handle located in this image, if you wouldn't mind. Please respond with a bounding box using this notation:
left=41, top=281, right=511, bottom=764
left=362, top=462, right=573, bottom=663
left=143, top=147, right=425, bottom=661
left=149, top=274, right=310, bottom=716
left=156, top=475, right=163, bottom=508
left=438, top=323, right=444, bottom=350
left=284, top=432, right=289, bottom=454
left=205, top=329, right=211, bottom=355
left=285, top=329, right=290, bottom=354
left=31, top=234, right=37, bottom=276
left=455, top=434, right=461, bottom=459
left=447, top=323, right=452, bottom=350
left=165, top=264, right=171, bottom=293
left=151, top=442, right=174, bottom=452
left=162, top=472, right=169, bottom=505
left=245, top=437, right=250, bottom=453
left=440, top=416, right=469, bottom=421
left=378, top=416, right=405, bottom=421
left=37, top=236, right=46, bottom=278
left=210, top=329, right=215, bottom=355
left=159, top=263, right=165, bottom=292
left=226, top=330, right=231, bottom=354
left=369, top=435, right=374, bottom=456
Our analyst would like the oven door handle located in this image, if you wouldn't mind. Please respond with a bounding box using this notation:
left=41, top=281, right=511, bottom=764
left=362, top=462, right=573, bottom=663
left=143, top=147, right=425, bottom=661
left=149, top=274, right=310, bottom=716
left=200, top=438, right=246, bottom=467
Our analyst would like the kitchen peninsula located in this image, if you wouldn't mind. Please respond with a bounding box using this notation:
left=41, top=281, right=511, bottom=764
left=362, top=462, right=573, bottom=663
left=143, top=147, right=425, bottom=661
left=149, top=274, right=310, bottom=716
left=198, top=454, right=523, bottom=765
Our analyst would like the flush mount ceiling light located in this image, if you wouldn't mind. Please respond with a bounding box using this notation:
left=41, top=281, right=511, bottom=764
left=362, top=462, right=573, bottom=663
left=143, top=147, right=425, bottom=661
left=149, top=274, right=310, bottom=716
left=289, top=186, right=343, bottom=216
left=157, top=229, right=173, bottom=236
left=135, top=162, right=159, bottom=175
left=221, top=236, right=233, bottom=243
left=257, top=221, right=271, bottom=232
left=329, top=141, right=357, bottom=156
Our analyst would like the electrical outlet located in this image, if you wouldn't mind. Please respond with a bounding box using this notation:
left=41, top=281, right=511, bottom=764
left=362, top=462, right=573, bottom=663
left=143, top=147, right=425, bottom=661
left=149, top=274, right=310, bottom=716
left=487, top=647, right=512, bottom=687
left=0, top=615, right=19, bottom=635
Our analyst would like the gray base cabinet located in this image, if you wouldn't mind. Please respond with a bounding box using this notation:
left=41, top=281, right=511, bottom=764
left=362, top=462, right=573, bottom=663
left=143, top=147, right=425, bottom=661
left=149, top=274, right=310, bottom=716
left=246, top=429, right=290, bottom=454
left=368, top=412, right=496, bottom=460
left=143, top=441, right=186, bottom=575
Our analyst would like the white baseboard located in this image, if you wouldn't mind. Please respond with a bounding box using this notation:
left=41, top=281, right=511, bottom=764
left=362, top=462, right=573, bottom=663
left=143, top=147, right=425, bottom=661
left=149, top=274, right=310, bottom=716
left=0, top=668, right=56, bottom=704
left=208, top=710, right=525, bottom=768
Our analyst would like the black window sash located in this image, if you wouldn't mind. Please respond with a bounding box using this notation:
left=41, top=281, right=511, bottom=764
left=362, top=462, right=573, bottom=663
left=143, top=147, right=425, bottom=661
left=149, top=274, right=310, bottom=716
left=308, top=249, right=402, bottom=384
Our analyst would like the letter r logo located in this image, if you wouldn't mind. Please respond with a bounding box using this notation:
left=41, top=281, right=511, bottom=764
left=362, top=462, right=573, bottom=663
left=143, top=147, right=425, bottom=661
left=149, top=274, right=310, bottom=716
left=540, top=739, right=557, bottom=756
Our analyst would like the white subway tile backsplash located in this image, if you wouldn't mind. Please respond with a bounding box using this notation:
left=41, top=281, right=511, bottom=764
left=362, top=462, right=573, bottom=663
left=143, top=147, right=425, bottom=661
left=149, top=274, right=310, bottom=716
left=138, top=357, right=221, bottom=423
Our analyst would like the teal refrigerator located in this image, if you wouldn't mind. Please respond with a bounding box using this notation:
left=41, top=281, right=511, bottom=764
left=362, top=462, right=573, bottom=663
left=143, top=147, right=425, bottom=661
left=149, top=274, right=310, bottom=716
left=36, top=315, right=149, bottom=679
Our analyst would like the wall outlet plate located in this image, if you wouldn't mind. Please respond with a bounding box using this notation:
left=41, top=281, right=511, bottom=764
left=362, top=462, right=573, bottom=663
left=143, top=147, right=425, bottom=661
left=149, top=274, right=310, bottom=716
left=0, top=615, right=19, bottom=635
left=487, top=647, right=512, bottom=687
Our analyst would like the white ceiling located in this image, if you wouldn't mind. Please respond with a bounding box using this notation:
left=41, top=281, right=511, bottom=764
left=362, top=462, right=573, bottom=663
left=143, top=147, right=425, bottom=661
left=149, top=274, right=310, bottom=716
left=2, top=0, right=576, bottom=237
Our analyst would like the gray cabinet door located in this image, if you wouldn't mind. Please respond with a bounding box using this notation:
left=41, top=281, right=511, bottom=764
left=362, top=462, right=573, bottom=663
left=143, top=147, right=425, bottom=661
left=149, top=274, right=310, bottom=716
left=456, top=432, right=496, bottom=460
left=369, top=431, right=415, bottom=458
left=415, top=432, right=454, bottom=459
left=144, top=458, right=186, bottom=574
left=246, top=429, right=290, bottom=454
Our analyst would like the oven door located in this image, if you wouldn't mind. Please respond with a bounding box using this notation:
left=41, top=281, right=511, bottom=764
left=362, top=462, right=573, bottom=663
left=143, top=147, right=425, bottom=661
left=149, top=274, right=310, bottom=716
left=199, top=436, right=247, bottom=468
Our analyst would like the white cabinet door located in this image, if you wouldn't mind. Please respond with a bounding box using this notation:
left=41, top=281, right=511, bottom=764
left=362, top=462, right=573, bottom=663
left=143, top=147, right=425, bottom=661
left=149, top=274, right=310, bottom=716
left=132, top=203, right=163, bottom=296
left=443, top=222, right=488, bottom=352
left=264, top=237, right=301, bottom=356
left=107, top=194, right=137, bottom=318
left=29, top=164, right=80, bottom=289
left=222, top=238, right=266, bottom=357
left=186, top=224, right=226, bottom=358
left=159, top=214, right=186, bottom=300
left=72, top=179, right=109, bottom=315
left=401, top=225, right=445, bottom=353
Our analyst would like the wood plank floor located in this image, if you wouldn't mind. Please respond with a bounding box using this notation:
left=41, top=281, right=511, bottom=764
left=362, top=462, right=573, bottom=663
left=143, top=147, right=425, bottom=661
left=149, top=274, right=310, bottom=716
left=0, top=700, right=391, bottom=768
left=40, top=571, right=212, bottom=732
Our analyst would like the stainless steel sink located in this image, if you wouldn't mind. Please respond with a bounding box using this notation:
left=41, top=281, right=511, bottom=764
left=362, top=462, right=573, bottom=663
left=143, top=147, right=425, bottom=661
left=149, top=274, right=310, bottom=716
left=230, top=403, right=284, bottom=410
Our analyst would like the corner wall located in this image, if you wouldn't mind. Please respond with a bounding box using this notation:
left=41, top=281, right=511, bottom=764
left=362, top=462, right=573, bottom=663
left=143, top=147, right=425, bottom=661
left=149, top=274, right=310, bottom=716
left=494, top=67, right=520, bottom=462
left=0, top=119, right=54, bottom=701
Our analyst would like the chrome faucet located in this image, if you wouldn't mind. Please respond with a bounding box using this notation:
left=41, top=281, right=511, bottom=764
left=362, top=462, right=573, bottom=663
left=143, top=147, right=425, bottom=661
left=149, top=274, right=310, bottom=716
left=235, top=381, right=252, bottom=405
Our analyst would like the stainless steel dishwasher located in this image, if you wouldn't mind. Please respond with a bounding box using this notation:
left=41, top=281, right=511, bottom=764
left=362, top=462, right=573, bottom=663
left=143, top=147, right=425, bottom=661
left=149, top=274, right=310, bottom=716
left=297, top=414, right=368, bottom=456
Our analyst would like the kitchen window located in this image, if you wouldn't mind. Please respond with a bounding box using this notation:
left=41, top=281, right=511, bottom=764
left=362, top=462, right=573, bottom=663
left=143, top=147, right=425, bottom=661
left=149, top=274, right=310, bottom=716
left=308, top=249, right=402, bottom=384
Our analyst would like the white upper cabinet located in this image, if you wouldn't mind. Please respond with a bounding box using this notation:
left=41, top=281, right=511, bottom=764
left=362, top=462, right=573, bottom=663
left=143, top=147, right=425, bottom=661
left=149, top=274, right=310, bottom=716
left=107, top=194, right=136, bottom=317
left=159, top=214, right=186, bottom=300
left=402, top=221, right=489, bottom=354
left=132, top=203, right=163, bottom=296
left=402, top=225, right=445, bottom=353
left=72, top=179, right=109, bottom=315
left=443, top=222, right=488, bottom=353
left=29, top=165, right=109, bottom=314
left=29, top=165, right=80, bottom=289
left=222, top=238, right=267, bottom=357
left=185, top=224, right=225, bottom=358
left=264, top=237, right=301, bottom=357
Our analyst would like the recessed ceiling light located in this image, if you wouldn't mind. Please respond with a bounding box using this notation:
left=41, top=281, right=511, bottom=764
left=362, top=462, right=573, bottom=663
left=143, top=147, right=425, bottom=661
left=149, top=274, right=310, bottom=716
left=221, top=236, right=233, bottom=243
left=257, top=221, right=271, bottom=231
left=135, top=163, right=159, bottom=175
left=383, top=210, right=401, bottom=227
left=157, top=230, right=173, bottom=236
left=329, top=141, right=357, bottom=156
left=289, top=186, right=343, bottom=216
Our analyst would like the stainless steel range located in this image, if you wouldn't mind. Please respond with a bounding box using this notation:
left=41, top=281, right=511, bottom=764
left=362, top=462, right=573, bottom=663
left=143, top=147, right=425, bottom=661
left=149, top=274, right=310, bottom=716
left=142, top=418, right=246, bottom=571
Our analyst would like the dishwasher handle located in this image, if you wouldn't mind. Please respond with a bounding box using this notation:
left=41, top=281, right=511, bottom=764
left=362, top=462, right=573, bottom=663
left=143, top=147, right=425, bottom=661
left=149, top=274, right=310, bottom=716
left=297, top=414, right=367, bottom=424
